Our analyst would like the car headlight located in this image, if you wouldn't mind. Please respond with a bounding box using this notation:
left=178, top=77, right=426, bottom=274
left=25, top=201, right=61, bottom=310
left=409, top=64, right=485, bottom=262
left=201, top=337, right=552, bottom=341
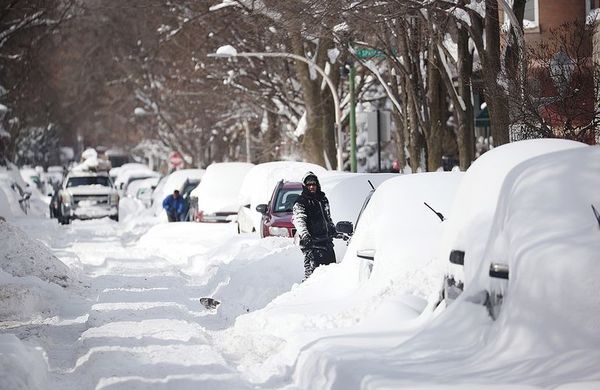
left=268, top=226, right=290, bottom=237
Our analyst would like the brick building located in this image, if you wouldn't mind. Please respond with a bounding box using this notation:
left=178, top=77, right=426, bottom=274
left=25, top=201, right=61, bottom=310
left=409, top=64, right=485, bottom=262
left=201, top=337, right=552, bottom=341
left=493, top=0, right=600, bottom=144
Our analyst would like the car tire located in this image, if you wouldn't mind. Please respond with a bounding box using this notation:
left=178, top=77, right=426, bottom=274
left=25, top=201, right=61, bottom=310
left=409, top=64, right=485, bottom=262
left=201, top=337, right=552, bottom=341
left=110, top=214, right=119, bottom=222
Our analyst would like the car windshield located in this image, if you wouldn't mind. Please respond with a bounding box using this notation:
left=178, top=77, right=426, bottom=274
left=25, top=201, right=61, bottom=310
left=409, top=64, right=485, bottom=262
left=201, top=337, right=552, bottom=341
left=274, top=188, right=302, bottom=212
left=66, top=176, right=110, bottom=187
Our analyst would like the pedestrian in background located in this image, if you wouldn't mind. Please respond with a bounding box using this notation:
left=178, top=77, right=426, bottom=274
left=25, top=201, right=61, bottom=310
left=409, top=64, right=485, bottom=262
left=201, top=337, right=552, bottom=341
left=162, top=190, right=186, bottom=222
left=292, top=172, right=337, bottom=280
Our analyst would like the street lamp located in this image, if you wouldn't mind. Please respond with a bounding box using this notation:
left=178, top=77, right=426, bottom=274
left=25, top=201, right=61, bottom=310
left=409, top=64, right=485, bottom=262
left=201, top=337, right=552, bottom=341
left=208, top=45, right=343, bottom=171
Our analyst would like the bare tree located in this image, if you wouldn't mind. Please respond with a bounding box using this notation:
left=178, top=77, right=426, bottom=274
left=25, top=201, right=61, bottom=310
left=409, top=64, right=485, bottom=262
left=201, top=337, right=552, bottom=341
left=514, top=21, right=599, bottom=143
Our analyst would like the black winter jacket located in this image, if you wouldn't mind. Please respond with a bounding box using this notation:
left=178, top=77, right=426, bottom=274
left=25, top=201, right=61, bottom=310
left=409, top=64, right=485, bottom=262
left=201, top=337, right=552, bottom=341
left=292, top=187, right=336, bottom=248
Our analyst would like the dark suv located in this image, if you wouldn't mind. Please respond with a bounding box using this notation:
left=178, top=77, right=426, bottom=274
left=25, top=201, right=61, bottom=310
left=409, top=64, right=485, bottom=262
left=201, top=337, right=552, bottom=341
left=256, top=180, right=303, bottom=238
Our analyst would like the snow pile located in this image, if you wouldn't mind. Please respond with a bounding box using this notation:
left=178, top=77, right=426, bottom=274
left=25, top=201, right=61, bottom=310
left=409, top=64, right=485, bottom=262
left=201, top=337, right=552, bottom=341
left=0, top=220, right=76, bottom=323
left=0, top=334, right=48, bottom=390
left=0, top=220, right=72, bottom=287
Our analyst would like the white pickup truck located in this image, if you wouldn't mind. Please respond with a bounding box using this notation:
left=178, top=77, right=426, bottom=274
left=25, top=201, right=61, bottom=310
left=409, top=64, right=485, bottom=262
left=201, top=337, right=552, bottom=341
left=58, top=170, right=119, bottom=224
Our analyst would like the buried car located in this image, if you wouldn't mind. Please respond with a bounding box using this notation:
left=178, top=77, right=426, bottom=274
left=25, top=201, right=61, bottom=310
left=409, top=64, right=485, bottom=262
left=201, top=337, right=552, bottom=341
left=189, top=162, right=254, bottom=222
left=339, top=172, right=464, bottom=288
left=58, top=170, right=119, bottom=224
left=435, top=138, right=586, bottom=311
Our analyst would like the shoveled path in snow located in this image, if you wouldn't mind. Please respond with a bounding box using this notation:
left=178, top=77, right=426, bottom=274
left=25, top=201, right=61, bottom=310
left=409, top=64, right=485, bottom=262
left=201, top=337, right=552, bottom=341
left=32, top=218, right=253, bottom=390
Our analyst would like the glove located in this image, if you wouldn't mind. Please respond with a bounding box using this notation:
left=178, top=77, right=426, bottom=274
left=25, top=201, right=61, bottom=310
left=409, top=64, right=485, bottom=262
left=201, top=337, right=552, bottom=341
left=328, top=226, right=337, bottom=238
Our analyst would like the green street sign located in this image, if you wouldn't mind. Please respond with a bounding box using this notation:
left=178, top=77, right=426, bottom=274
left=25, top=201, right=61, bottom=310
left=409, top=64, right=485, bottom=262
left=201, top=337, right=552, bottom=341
left=354, top=47, right=398, bottom=59
left=355, top=48, right=386, bottom=59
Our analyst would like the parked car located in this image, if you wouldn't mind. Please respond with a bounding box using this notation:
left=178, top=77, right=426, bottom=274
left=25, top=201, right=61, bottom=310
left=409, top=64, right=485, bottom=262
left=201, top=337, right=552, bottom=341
left=58, top=170, right=119, bottom=224
left=237, top=161, right=328, bottom=234
left=436, top=139, right=586, bottom=310
left=114, top=168, right=159, bottom=196
left=110, top=162, right=151, bottom=184
left=337, top=172, right=464, bottom=294
left=189, top=162, right=254, bottom=222
left=256, top=180, right=303, bottom=238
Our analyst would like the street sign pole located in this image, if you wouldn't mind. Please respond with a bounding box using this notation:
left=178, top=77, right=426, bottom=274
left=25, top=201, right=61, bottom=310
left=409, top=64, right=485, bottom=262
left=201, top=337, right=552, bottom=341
left=349, top=63, right=357, bottom=173
left=376, top=109, right=381, bottom=172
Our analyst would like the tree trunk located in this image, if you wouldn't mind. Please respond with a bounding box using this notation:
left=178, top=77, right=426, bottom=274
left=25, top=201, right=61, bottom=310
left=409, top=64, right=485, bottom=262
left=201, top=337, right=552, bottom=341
left=426, top=42, right=444, bottom=171
left=290, top=30, right=326, bottom=166
left=457, top=24, right=475, bottom=170
left=484, top=0, right=510, bottom=146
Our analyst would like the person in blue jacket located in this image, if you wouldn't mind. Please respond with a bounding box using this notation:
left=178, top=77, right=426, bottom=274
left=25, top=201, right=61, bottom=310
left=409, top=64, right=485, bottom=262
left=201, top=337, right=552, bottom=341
left=162, top=190, right=186, bottom=222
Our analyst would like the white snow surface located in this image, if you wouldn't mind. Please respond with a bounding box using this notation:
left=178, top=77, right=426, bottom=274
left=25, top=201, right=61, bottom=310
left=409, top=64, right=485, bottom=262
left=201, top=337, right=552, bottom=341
left=1, top=141, right=599, bottom=389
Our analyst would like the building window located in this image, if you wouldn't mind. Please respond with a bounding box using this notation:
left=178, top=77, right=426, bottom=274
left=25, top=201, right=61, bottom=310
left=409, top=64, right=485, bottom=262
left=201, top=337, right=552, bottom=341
left=523, top=0, right=539, bottom=29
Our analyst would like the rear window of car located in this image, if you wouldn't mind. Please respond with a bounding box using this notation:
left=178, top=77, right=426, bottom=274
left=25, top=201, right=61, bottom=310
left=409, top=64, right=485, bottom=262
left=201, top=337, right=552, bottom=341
left=66, top=176, right=110, bottom=187
left=274, top=188, right=302, bottom=212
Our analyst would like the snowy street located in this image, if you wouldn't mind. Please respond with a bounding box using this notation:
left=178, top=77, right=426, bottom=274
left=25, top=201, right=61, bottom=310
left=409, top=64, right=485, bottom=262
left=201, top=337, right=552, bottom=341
left=2, top=217, right=299, bottom=389
left=1, top=142, right=600, bottom=389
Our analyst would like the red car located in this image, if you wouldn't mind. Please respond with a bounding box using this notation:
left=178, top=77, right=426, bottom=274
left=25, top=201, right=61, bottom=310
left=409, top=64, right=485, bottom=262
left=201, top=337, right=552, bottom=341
left=256, top=180, right=303, bottom=238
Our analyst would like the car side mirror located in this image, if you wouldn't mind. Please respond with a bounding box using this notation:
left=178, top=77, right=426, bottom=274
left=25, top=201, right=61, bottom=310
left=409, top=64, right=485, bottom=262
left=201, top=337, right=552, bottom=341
left=449, top=250, right=465, bottom=265
left=336, top=221, right=353, bottom=235
left=256, top=204, right=268, bottom=214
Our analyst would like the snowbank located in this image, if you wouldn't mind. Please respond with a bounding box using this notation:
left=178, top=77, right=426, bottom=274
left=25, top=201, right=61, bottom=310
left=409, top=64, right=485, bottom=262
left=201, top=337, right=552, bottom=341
left=0, top=220, right=71, bottom=287
left=0, top=334, right=48, bottom=390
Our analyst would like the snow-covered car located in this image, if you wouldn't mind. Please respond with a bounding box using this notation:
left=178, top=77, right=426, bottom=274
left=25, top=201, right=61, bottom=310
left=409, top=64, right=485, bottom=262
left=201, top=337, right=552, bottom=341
left=58, top=170, right=119, bottom=224
left=435, top=139, right=586, bottom=310
left=19, top=167, right=42, bottom=192
left=340, top=172, right=463, bottom=285
left=114, top=168, right=159, bottom=196
left=189, top=162, right=254, bottom=222
left=110, top=162, right=151, bottom=184
left=236, top=161, right=328, bottom=234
